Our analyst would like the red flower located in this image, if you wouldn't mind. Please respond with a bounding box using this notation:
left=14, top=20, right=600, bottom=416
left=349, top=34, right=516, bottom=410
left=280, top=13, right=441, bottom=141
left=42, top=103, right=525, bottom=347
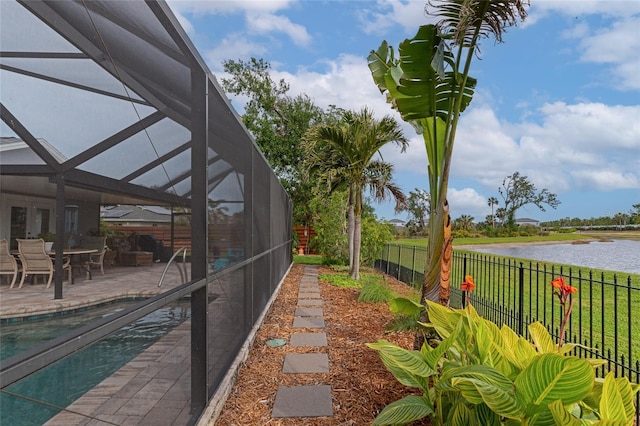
left=461, top=275, right=475, bottom=292
left=551, top=276, right=578, bottom=302
left=551, top=277, right=565, bottom=289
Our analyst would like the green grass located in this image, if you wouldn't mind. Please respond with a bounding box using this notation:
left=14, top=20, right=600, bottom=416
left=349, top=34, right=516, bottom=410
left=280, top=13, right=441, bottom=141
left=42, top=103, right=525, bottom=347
left=358, top=279, right=398, bottom=303
left=380, top=243, right=640, bottom=368
left=319, top=272, right=364, bottom=289
left=396, top=233, right=596, bottom=247
left=293, top=254, right=323, bottom=265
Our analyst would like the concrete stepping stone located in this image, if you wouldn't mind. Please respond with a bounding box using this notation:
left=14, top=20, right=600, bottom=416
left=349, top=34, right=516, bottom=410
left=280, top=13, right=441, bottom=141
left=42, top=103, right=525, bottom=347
left=294, top=307, right=323, bottom=317
left=298, top=292, right=321, bottom=299
left=272, top=385, right=332, bottom=418
left=297, top=299, right=322, bottom=307
left=290, top=332, right=327, bottom=347
left=282, top=353, right=329, bottom=373
left=293, top=317, right=325, bottom=328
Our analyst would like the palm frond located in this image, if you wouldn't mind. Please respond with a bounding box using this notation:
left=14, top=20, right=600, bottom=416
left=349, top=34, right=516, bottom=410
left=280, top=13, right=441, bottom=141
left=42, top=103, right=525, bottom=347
left=426, top=0, right=528, bottom=48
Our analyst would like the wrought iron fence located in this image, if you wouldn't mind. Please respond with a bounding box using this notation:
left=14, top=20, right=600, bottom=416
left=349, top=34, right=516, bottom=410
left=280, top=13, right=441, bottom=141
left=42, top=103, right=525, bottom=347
left=375, top=243, right=640, bottom=421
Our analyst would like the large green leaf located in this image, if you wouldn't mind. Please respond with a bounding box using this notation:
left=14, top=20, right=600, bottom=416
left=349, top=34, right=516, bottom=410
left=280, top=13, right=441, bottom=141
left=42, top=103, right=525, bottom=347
left=529, top=321, right=558, bottom=354
left=372, top=395, right=433, bottom=425
left=599, top=372, right=637, bottom=423
left=422, top=317, right=463, bottom=370
left=424, top=299, right=462, bottom=338
left=442, top=364, right=515, bottom=406
left=367, top=340, right=434, bottom=390
left=455, top=377, right=525, bottom=420
left=515, top=353, right=594, bottom=410
left=388, top=297, right=423, bottom=316
left=548, top=400, right=590, bottom=426
left=447, top=400, right=472, bottom=426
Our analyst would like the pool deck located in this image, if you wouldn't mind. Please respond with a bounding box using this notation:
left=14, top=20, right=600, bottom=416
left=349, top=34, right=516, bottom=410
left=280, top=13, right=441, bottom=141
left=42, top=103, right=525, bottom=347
left=0, top=262, right=186, bottom=320
left=1, top=262, right=196, bottom=425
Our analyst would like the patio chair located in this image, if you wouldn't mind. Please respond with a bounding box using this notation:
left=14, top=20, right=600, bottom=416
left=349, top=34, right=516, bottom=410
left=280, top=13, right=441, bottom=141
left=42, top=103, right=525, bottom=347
left=82, top=236, right=107, bottom=275
left=17, top=238, right=54, bottom=288
left=0, top=238, right=21, bottom=288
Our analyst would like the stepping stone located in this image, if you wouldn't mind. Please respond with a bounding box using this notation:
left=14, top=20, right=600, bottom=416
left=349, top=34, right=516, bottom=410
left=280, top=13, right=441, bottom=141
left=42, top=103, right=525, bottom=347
left=298, top=292, right=321, bottom=299
left=293, top=317, right=325, bottom=328
left=290, top=332, right=327, bottom=347
left=282, top=353, right=329, bottom=373
left=297, top=299, right=322, bottom=307
left=272, top=385, right=332, bottom=418
left=294, top=307, right=323, bottom=317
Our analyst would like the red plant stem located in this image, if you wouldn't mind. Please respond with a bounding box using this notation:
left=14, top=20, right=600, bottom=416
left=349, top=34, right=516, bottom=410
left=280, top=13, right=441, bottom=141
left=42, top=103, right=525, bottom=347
left=558, top=297, right=575, bottom=348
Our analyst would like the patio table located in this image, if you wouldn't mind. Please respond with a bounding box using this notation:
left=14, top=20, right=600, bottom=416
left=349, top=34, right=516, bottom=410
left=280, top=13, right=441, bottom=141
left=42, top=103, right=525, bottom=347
left=47, top=248, right=98, bottom=283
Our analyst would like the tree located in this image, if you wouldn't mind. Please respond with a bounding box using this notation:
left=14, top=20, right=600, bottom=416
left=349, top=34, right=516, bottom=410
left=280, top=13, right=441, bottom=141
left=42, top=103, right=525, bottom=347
left=453, top=214, right=474, bottom=232
left=221, top=58, right=325, bottom=225
left=498, top=171, right=560, bottom=223
left=304, top=107, right=408, bottom=279
left=403, top=189, right=431, bottom=235
left=487, top=196, right=499, bottom=227
left=369, top=0, right=528, bottom=324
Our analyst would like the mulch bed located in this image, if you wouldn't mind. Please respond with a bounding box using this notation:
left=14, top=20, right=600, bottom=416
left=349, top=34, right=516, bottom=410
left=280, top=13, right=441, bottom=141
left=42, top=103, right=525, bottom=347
left=213, top=263, right=429, bottom=425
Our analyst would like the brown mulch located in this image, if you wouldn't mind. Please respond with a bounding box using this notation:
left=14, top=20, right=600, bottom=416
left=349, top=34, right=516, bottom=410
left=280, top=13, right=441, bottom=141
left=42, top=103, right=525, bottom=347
left=213, top=263, right=428, bottom=425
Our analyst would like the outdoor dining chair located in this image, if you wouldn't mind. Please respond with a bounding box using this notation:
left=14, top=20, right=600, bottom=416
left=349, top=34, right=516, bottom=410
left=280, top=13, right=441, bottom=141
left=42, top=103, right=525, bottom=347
left=0, top=238, right=20, bottom=288
left=16, top=238, right=54, bottom=288
left=82, top=236, right=107, bottom=275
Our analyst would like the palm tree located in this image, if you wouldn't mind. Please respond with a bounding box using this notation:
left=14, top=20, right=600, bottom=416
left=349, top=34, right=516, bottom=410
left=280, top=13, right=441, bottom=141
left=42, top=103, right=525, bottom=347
left=304, top=107, right=408, bottom=279
left=369, top=0, right=528, bottom=346
left=454, top=214, right=474, bottom=232
left=488, top=196, right=499, bottom=227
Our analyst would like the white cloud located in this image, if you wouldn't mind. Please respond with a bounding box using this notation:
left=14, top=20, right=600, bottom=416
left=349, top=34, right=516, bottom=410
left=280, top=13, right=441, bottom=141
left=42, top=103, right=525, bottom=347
left=571, top=169, right=639, bottom=191
left=204, top=34, right=268, bottom=71
left=168, top=0, right=294, bottom=16
left=447, top=187, right=489, bottom=220
left=246, top=12, right=311, bottom=47
left=357, top=0, right=437, bottom=36
left=575, top=17, right=640, bottom=90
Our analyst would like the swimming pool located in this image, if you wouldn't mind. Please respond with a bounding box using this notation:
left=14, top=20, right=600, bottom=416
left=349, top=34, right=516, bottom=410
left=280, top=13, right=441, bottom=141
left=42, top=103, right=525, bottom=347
left=0, top=300, right=191, bottom=425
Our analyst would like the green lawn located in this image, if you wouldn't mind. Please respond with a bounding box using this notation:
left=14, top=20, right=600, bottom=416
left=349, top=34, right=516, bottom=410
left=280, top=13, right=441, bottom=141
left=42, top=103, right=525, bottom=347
left=379, top=242, right=640, bottom=373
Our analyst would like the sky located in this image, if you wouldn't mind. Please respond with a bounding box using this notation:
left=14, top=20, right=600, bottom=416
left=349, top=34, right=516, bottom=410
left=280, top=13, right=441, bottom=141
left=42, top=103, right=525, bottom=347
left=167, top=0, right=640, bottom=224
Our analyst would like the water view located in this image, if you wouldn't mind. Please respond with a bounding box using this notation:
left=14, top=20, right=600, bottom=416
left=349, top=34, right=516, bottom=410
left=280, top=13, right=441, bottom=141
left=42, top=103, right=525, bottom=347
left=469, top=239, right=640, bottom=275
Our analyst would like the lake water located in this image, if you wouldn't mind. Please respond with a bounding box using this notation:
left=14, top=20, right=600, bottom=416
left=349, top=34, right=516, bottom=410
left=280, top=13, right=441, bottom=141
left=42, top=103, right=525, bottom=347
left=468, top=239, right=640, bottom=275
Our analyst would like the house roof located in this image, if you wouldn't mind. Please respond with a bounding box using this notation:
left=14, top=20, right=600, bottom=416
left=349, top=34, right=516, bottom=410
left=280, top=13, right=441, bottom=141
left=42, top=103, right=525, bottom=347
left=101, top=205, right=171, bottom=223
left=515, top=218, right=540, bottom=223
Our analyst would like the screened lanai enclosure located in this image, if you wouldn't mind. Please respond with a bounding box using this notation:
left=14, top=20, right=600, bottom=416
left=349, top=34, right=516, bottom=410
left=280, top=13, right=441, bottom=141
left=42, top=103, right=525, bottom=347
left=0, top=1, right=293, bottom=424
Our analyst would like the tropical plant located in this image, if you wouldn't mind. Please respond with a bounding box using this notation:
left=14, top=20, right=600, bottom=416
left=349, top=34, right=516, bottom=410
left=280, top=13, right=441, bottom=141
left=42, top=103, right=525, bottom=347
left=304, top=107, right=408, bottom=280
left=368, top=297, right=639, bottom=425
left=488, top=196, right=499, bottom=227
left=368, top=0, right=529, bottom=347
left=37, top=232, right=55, bottom=242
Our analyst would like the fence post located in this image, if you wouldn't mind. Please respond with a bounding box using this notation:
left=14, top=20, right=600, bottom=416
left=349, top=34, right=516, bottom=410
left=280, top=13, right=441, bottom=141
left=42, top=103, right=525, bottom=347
left=385, top=243, right=390, bottom=275
left=397, top=244, right=401, bottom=280
left=412, top=245, right=416, bottom=285
left=518, top=262, right=525, bottom=336
left=462, top=254, right=467, bottom=308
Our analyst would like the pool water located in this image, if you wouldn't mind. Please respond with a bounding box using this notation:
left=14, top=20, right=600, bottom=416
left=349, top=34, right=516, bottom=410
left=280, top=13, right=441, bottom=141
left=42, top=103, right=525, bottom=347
left=0, top=300, right=191, bottom=425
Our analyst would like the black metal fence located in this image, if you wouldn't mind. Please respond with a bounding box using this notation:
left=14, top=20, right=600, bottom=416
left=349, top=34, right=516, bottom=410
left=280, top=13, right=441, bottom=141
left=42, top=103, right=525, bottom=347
left=375, top=243, right=640, bottom=421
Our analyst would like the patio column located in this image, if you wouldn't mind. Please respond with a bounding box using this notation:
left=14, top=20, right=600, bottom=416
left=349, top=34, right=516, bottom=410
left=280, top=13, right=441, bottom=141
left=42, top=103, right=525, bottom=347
left=54, top=174, right=65, bottom=299
left=190, top=67, right=208, bottom=413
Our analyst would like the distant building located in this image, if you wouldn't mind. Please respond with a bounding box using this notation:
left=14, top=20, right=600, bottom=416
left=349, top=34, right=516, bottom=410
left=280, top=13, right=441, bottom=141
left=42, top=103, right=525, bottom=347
left=101, top=205, right=172, bottom=226
left=515, top=217, right=540, bottom=227
left=386, top=218, right=407, bottom=232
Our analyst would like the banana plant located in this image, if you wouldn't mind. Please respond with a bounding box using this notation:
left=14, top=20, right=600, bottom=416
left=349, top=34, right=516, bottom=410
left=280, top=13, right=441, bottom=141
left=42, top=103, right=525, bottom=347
left=368, top=0, right=529, bottom=343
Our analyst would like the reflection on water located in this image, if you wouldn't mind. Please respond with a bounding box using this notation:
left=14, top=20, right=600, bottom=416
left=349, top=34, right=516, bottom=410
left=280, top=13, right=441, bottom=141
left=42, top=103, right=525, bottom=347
left=470, top=239, right=640, bottom=274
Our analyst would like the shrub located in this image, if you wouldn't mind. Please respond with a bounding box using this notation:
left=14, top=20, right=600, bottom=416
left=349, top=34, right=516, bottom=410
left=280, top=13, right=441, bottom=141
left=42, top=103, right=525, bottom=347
left=358, top=278, right=397, bottom=303
left=368, top=298, right=640, bottom=425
